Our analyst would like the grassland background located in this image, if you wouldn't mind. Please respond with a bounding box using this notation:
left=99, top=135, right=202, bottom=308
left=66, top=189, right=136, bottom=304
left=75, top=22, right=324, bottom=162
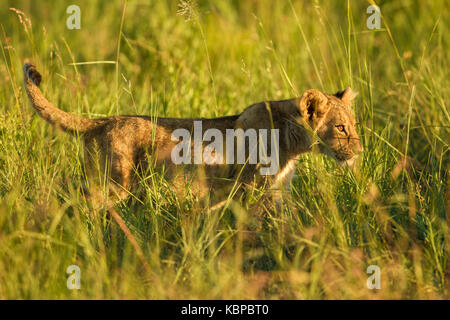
left=0, top=0, right=448, bottom=299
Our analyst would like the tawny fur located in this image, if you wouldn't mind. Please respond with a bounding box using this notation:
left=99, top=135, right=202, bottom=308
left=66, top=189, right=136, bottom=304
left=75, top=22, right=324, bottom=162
left=23, top=62, right=363, bottom=209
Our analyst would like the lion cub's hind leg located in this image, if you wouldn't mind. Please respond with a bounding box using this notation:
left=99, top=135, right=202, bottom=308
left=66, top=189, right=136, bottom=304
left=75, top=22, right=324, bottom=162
left=82, top=132, right=136, bottom=212
left=108, top=150, right=135, bottom=204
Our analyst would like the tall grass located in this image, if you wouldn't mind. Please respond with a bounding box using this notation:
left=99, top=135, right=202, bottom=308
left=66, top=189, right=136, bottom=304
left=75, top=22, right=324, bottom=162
left=0, top=0, right=448, bottom=299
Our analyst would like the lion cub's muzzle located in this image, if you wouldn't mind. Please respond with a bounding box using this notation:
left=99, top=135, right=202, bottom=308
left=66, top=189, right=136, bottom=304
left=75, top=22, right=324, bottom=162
left=339, top=139, right=363, bottom=168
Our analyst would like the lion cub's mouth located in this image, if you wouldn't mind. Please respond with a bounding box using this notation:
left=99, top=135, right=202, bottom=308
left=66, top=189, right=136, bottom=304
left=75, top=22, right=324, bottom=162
left=321, top=147, right=359, bottom=168
left=338, top=155, right=359, bottom=168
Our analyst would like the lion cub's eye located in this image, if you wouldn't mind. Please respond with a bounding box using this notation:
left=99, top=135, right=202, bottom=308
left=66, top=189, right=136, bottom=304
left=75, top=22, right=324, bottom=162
left=336, top=125, right=345, bottom=132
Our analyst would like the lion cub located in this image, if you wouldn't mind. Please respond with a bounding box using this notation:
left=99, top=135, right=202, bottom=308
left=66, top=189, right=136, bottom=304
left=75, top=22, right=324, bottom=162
left=23, top=62, right=362, bottom=208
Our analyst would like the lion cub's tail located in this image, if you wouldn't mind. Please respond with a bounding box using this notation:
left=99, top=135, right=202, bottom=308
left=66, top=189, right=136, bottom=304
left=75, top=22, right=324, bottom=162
left=23, top=62, right=101, bottom=134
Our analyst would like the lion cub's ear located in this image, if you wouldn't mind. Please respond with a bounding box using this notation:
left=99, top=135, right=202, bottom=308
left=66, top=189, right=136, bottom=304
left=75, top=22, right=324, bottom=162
left=299, top=89, right=329, bottom=123
left=335, top=87, right=358, bottom=105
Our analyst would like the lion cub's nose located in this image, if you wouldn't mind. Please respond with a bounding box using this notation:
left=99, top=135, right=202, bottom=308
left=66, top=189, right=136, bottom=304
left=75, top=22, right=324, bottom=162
left=354, top=140, right=364, bottom=154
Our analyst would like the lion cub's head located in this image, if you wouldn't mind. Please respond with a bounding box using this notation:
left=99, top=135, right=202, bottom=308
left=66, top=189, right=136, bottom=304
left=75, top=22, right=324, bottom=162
left=299, top=88, right=363, bottom=166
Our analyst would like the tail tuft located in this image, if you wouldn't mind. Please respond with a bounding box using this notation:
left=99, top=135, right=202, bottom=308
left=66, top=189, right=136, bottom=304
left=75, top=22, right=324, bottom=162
left=23, top=62, right=42, bottom=87
left=23, top=60, right=101, bottom=134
